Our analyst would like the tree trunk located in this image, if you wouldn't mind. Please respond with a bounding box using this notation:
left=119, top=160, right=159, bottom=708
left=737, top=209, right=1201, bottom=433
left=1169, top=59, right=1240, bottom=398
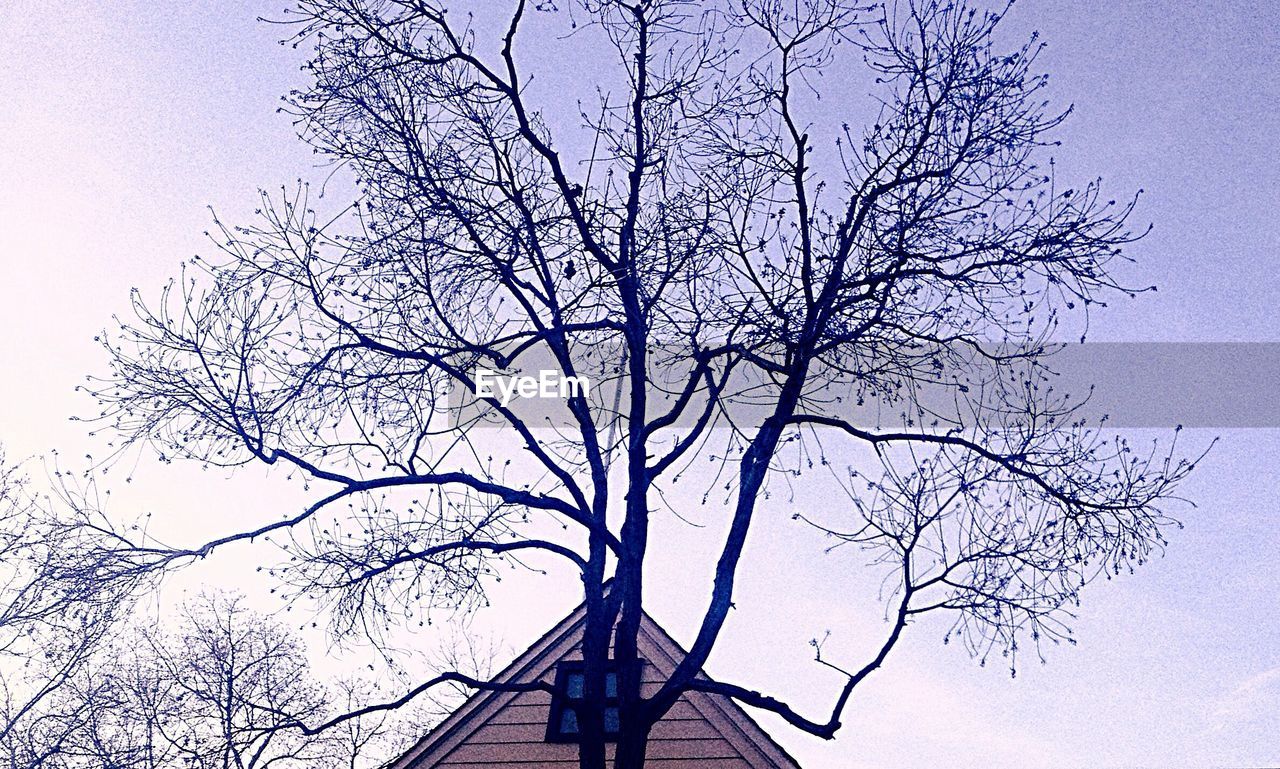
left=613, top=719, right=652, bottom=769
left=577, top=572, right=612, bottom=769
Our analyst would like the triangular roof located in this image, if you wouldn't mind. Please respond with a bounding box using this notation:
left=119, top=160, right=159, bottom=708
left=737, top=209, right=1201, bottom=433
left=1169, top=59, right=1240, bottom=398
left=388, top=596, right=801, bottom=768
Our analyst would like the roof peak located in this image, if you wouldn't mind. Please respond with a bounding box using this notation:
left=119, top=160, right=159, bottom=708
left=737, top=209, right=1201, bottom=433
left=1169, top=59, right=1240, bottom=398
left=385, top=587, right=801, bottom=768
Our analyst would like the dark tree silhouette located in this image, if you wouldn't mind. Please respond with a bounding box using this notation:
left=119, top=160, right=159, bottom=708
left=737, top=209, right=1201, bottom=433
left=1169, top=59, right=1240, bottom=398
left=72, top=1, right=1199, bottom=767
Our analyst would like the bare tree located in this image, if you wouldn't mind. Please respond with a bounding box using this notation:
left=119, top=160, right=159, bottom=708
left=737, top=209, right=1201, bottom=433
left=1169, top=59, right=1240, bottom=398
left=130, top=595, right=335, bottom=768
left=0, top=452, right=152, bottom=768
left=2, top=592, right=417, bottom=769
left=77, top=1, right=1201, bottom=767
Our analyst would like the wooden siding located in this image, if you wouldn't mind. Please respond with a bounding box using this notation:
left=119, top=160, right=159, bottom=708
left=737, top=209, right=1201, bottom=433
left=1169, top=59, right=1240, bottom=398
left=431, top=653, right=745, bottom=767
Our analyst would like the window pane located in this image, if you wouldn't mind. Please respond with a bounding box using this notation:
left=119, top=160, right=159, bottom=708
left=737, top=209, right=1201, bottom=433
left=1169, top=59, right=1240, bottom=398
left=604, top=706, right=620, bottom=734
left=565, top=672, right=584, bottom=699
left=559, top=708, right=579, bottom=735
left=605, top=671, right=618, bottom=698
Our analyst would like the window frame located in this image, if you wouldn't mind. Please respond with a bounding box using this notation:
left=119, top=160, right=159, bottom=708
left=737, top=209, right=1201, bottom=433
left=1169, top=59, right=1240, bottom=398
left=545, top=660, right=623, bottom=744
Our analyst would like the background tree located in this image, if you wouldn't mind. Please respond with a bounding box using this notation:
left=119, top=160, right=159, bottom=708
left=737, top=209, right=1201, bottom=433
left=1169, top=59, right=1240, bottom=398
left=1, top=591, right=423, bottom=769
left=0, top=451, right=150, bottom=768
left=73, top=1, right=1200, bottom=767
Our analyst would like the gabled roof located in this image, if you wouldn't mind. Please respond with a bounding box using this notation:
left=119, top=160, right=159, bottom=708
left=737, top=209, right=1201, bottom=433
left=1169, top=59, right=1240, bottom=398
left=388, top=595, right=801, bottom=768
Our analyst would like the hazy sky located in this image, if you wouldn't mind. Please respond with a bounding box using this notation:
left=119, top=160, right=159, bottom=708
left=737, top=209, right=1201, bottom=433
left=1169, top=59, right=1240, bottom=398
left=0, top=1, right=1277, bottom=767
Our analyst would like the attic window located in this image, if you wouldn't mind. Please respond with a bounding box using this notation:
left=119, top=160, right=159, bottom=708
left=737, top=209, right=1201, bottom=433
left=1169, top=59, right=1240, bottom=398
left=546, top=661, right=620, bottom=743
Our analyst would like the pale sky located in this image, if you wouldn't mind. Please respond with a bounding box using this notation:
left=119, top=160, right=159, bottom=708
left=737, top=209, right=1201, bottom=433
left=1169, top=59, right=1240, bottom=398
left=0, top=1, right=1277, bottom=767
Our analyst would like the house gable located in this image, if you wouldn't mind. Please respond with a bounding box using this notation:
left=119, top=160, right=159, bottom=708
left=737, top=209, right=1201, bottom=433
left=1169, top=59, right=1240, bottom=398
left=388, top=600, right=800, bottom=769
